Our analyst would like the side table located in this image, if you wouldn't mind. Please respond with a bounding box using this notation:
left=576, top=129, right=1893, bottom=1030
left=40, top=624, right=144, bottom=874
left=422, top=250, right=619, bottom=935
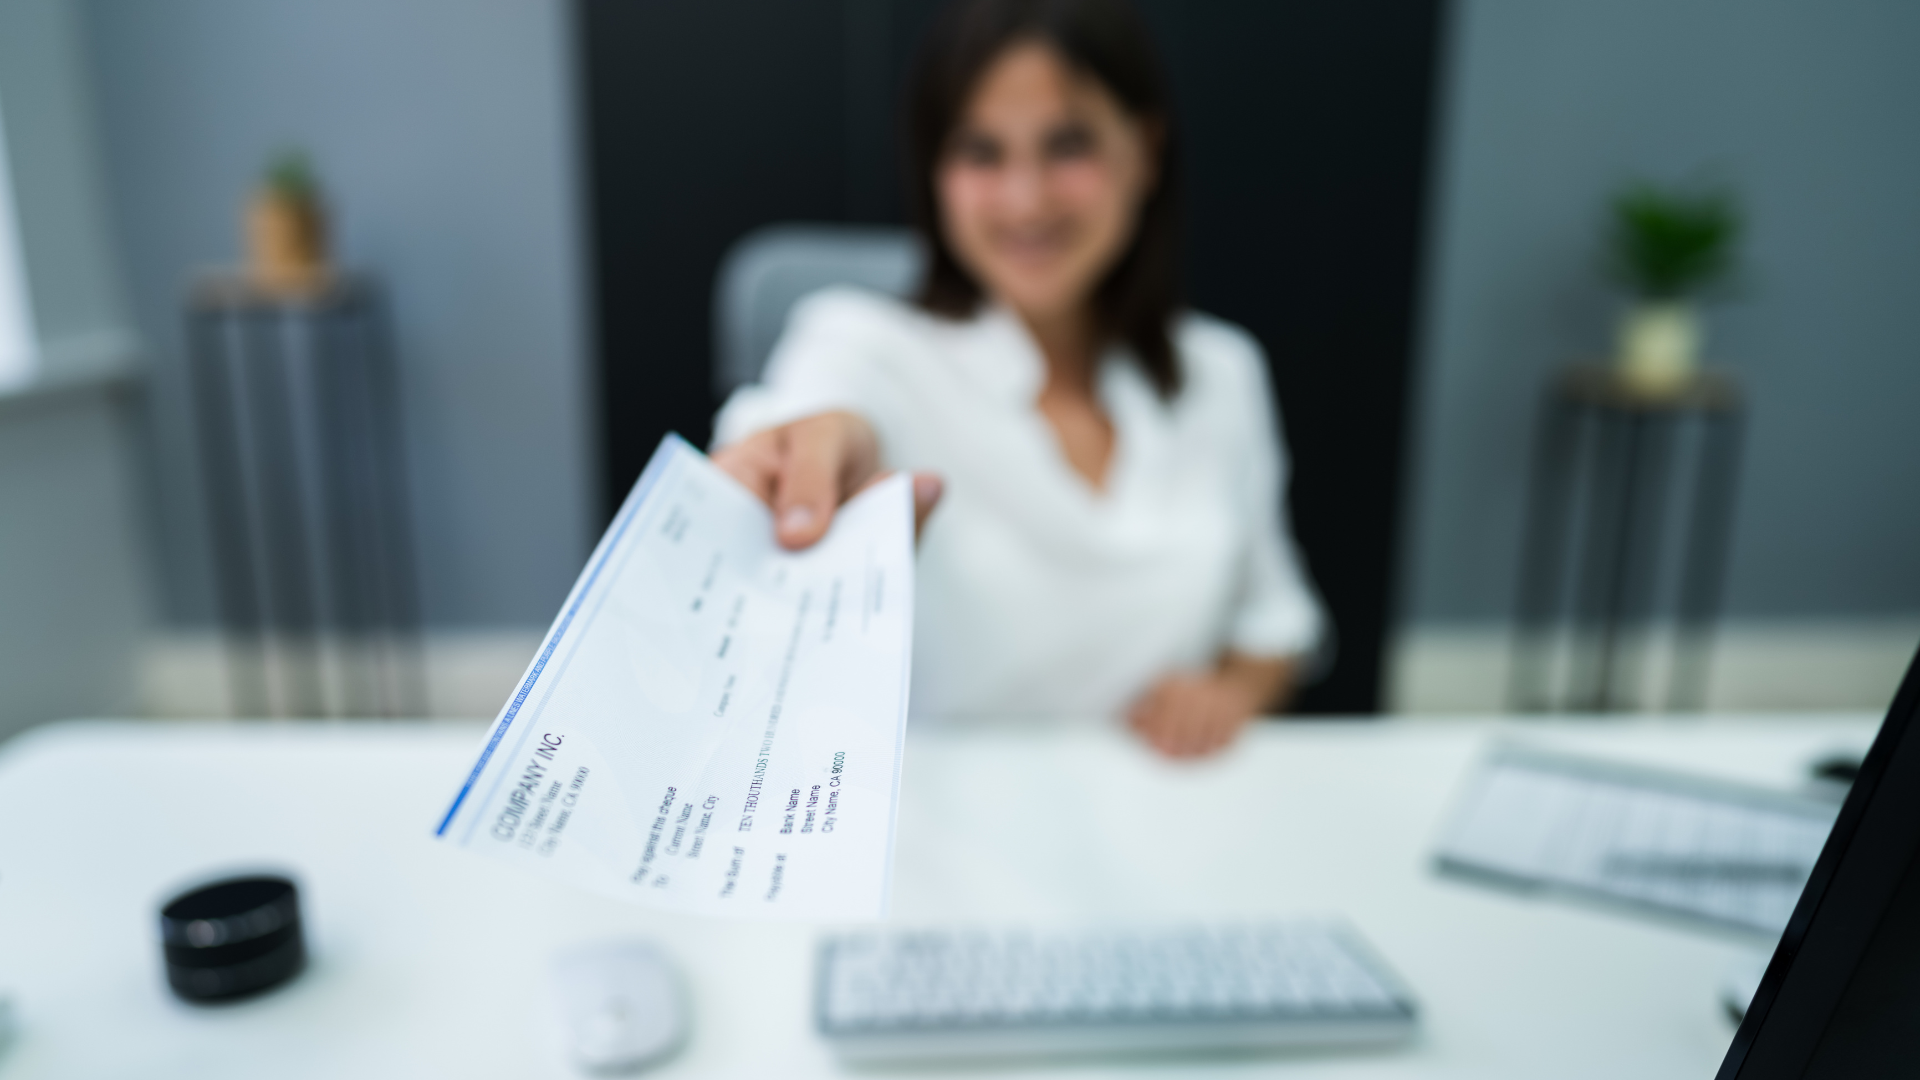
left=186, top=273, right=423, bottom=717
left=1510, top=365, right=1744, bottom=712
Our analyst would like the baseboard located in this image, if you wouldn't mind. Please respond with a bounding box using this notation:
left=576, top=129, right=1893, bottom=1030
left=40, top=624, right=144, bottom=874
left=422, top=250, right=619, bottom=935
left=1388, top=618, right=1920, bottom=715
left=142, top=618, right=1920, bottom=720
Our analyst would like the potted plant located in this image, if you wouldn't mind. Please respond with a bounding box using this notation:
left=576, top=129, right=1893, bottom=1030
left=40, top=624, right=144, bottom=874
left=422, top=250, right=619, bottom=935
left=1608, top=180, right=1741, bottom=394
left=246, top=151, right=330, bottom=296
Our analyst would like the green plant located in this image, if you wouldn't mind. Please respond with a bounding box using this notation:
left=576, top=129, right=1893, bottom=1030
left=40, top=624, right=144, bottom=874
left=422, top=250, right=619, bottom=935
left=263, top=150, right=320, bottom=205
left=1610, top=181, right=1740, bottom=301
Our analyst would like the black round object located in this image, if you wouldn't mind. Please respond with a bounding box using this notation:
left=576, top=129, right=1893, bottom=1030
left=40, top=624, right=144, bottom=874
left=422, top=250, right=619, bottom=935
left=159, top=875, right=305, bottom=1002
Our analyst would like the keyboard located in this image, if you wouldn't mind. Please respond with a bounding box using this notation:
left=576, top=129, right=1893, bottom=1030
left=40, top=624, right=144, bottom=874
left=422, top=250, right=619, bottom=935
left=1435, top=744, right=1840, bottom=937
left=815, top=921, right=1418, bottom=1064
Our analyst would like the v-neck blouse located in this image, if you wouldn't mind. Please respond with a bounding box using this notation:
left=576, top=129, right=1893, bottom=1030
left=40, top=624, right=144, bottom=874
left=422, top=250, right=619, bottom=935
left=714, top=287, right=1325, bottom=720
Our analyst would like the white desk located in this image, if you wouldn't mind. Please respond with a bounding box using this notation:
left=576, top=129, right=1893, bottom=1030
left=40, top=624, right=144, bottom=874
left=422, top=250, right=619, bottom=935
left=0, top=715, right=1879, bottom=1079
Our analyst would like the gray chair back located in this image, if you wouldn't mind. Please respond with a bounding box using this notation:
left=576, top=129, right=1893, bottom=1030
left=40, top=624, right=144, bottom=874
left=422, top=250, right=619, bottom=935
left=712, top=224, right=922, bottom=397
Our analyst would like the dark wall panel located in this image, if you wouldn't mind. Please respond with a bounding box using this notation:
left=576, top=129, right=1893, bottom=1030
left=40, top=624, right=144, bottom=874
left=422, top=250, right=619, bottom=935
left=1143, top=2, right=1443, bottom=711
left=580, top=0, right=851, bottom=492
left=578, top=0, right=1442, bottom=713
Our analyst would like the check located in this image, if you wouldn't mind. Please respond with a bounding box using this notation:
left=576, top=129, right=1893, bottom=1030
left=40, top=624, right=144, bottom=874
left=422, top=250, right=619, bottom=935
left=434, top=435, right=914, bottom=919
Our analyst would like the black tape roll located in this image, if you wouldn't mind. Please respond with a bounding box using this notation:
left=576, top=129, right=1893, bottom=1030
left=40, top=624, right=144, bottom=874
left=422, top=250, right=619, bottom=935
left=159, top=875, right=306, bottom=1002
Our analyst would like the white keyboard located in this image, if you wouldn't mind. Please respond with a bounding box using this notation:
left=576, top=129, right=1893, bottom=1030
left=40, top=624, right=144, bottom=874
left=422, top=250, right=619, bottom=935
left=1435, top=744, right=1840, bottom=936
left=815, top=922, right=1418, bottom=1064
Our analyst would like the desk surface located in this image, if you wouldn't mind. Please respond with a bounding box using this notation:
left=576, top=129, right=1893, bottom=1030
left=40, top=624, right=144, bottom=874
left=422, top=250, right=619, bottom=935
left=0, top=715, right=1880, bottom=1079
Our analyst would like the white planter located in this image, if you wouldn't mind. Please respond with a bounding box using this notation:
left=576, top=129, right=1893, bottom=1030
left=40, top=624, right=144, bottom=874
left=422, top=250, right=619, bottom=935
left=1616, top=301, right=1700, bottom=394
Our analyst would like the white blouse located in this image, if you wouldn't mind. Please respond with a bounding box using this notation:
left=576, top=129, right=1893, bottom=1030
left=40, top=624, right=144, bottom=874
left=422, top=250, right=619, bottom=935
left=714, top=287, right=1324, bottom=720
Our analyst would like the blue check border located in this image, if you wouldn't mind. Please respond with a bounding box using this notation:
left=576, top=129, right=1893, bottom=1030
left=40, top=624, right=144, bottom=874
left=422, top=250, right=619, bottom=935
left=434, top=435, right=687, bottom=837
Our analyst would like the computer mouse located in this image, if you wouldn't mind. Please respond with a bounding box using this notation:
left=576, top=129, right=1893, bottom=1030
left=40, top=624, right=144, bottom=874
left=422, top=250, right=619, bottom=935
left=551, top=941, right=689, bottom=1074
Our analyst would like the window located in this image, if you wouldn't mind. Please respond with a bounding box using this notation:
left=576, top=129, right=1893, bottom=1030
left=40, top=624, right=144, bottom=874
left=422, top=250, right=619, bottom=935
left=0, top=97, right=38, bottom=390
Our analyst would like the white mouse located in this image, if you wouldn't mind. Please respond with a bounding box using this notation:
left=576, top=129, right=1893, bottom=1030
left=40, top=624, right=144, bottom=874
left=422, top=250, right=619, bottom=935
left=552, top=941, right=689, bottom=1074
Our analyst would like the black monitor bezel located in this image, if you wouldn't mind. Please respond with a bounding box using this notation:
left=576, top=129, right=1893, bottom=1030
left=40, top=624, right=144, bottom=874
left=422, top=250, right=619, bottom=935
left=1716, top=645, right=1920, bottom=1078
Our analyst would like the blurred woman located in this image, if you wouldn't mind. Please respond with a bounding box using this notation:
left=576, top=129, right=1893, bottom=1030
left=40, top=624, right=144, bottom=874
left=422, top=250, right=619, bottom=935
left=713, top=0, right=1323, bottom=757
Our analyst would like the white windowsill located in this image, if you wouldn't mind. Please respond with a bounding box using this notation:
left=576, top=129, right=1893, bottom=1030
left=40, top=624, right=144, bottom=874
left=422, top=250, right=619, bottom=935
left=0, top=329, right=141, bottom=415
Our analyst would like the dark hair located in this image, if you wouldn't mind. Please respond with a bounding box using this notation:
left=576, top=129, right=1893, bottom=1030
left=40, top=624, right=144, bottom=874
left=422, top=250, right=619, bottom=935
left=906, top=0, right=1183, bottom=397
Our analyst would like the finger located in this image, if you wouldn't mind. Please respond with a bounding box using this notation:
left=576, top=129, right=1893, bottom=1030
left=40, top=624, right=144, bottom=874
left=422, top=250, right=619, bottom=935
left=710, top=433, right=782, bottom=505
left=1151, top=703, right=1195, bottom=757
left=1129, top=703, right=1161, bottom=744
left=1205, top=715, right=1237, bottom=754
left=1144, top=682, right=1192, bottom=750
left=1176, top=701, right=1220, bottom=756
left=1196, top=701, right=1252, bottom=756
left=1193, top=721, right=1232, bottom=757
left=911, top=472, right=944, bottom=538
left=1134, top=681, right=1200, bottom=757
left=771, top=422, right=847, bottom=550
left=1218, top=709, right=1253, bottom=751
left=1171, top=693, right=1218, bottom=758
left=1149, top=721, right=1183, bottom=757
left=1127, top=680, right=1169, bottom=735
left=1168, top=710, right=1206, bottom=757
left=1135, top=705, right=1176, bottom=753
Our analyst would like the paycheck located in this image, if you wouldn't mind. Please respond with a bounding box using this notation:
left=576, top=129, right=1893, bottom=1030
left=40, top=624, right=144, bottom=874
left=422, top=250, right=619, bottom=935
left=434, top=435, right=915, bottom=920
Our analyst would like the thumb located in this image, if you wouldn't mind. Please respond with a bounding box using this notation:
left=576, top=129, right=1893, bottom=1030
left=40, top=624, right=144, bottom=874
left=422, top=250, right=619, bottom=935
left=910, top=472, right=944, bottom=540
left=771, top=424, right=842, bottom=550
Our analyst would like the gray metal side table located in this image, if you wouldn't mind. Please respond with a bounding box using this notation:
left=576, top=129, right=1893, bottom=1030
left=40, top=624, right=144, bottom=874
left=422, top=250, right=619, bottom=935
left=187, top=273, right=423, bottom=717
left=1510, top=365, right=1745, bottom=713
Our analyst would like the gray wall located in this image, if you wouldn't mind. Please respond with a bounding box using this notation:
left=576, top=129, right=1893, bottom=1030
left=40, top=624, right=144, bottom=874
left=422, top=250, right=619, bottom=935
left=0, top=387, right=147, bottom=738
left=62, top=0, right=1920, bottom=637
left=0, top=0, right=147, bottom=738
left=81, top=0, right=595, bottom=629
left=0, top=0, right=128, bottom=352
left=1403, top=0, right=1920, bottom=624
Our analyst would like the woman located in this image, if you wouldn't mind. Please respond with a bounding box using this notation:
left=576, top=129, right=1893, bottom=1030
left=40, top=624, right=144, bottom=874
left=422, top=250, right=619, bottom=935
left=713, top=0, right=1323, bottom=757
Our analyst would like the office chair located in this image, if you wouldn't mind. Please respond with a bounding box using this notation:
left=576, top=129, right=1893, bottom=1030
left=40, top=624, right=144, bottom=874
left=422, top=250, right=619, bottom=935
left=711, top=224, right=922, bottom=398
